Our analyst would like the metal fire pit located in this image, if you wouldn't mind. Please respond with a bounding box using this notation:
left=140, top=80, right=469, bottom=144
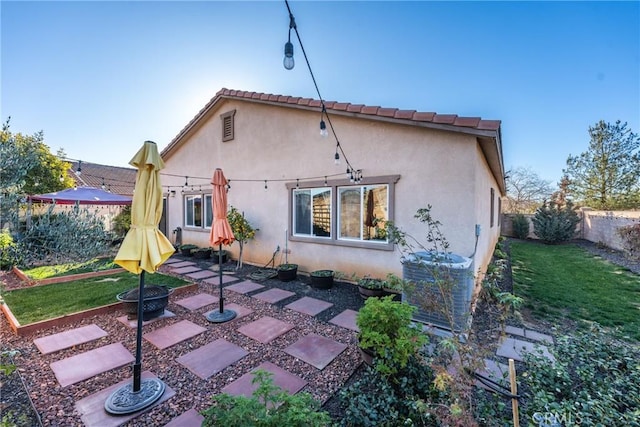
left=116, top=285, right=174, bottom=321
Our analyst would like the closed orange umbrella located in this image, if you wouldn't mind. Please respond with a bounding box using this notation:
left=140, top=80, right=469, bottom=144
left=106, top=141, right=174, bottom=415
left=206, top=168, right=237, bottom=323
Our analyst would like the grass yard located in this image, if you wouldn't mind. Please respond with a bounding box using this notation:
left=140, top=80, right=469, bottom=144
left=2, top=272, right=191, bottom=324
left=22, top=258, right=118, bottom=280
left=511, top=240, right=640, bottom=341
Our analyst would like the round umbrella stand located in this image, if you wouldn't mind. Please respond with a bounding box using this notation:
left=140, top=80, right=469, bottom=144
left=206, top=308, right=237, bottom=323
left=104, top=378, right=165, bottom=415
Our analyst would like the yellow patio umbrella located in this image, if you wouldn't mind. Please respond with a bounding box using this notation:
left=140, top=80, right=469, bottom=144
left=105, top=141, right=175, bottom=415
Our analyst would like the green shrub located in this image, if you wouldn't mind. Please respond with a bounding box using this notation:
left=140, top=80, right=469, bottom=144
left=201, top=370, right=330, bottom=426
left=112, top=206, right=131, bottom=237
left=617, top=222, right=640, bottom=261
left=0, top=229, right=19, bottom=270
left=522, top=325, right=640, bottom=426
left=512, top=213, right=530, bottom=239
left=532, top=200, right=580, bottom=244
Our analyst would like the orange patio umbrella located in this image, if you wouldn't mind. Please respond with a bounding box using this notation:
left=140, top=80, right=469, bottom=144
left=206, top=168, right=237, bottom=323
left=105, top=141, right=175, bottom=415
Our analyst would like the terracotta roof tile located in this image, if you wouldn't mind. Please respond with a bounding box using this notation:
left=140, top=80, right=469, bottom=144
left=432, top=114, right=457, bottom=124
left=477, top=120, right=501, bottom=131
left=333, top=102, right=350, bottom=111
left=361, top=106, right=380, bottom=115
left=394, top=110, right=416, bottom=119
left=308, top=100, right=322, bottom=108
left=453, top=117, right=481, bottom=127
left=346, top=104, right=365, bottom=113
left=287, top=97, right=301, bottom=104
left=260, top=93, right=270, bottom=100
left=378, top=108, right=397, bottom=118
left=413, top=112, right=435, bottom=121
left=251, top=92, right=262, bottom=99
left=268, top=94, right=279, bottom=102
left=277, top=95, right=290, bottom=102
left=68, top=161, right=136, bottom=196
left=298, top=98, right=313, bottom=106
left=323, top=101, right=336, bottom=109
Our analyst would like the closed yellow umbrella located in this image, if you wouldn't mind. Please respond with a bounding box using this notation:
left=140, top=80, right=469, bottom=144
left=106, top=141, right=174, bottom=415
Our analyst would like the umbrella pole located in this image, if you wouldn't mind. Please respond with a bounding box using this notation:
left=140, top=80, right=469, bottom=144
left=133, top=271, right=145, bottom=392
left=219, top=244, right=224, bottom=313
left=206, top=244, right=237, bottom=323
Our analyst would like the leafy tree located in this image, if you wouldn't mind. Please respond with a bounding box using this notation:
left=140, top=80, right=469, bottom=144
left=532, top=199, right=580, bottom=244
left=511, top=213, right=530, bottom=239
left=504, top=166, right=554, bottom=213
left=564, top=120, right=640, bottom=209
left=227, top=206, right=258, bottom=269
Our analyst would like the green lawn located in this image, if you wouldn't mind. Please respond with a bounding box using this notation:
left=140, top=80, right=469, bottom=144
left=2, top=272, right=191, bottom=324
left=511, top=240, right=640, bottom=341
left=22, top=258, right=118, bottom=280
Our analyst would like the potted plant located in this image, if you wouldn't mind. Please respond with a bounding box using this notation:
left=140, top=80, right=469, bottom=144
left=193, top=247, right=212, bottom=260
left=310, top=269, right=334, bottom=289
left=356, top=295, right=428, bottom=376
left=211, top=249, right=229, bottom=264
left=357, top=276, right=389, bottom=299
left=179, top=244, right=198, bottom=257
left=277, top=263, right=298, bottom=282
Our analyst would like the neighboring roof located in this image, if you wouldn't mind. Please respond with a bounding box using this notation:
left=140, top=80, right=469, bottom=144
left=68, top=161, right=136, bottom=196
left=162, top=88, right=505, bottom=194
left=28, top=186, right=132, bottom=205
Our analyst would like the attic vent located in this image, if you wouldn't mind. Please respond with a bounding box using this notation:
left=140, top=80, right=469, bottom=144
left=221, top=110, right=236, bottom=142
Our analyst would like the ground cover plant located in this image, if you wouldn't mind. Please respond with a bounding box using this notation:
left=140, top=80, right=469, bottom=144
left=1, top=272, right=190, bottom=324
left=20, top=257, right=117, bottom=280
left=511, top=240, right=640, bottom=341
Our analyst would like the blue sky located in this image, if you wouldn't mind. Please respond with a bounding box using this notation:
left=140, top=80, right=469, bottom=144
left=2, top=1, right=638, bottom=186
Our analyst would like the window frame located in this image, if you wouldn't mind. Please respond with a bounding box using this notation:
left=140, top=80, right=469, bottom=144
left=220, top=110, right=236, bottom=142
left=287, top=175, right=399, bottom=251
left=183, top=192, right=213, bottom=231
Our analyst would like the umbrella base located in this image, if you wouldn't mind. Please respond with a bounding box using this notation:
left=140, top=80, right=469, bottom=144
left=206, top=309, right=237, bottom=323
left=104, top=378, right=165, bottom=415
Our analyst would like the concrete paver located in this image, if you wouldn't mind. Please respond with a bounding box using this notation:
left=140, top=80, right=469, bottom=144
left=238, top=316, right=294, bottom=344
left=284, top=334, right=348, bottom=370
left=496, top=337, right=555, bottom=362
left=221, top=361, right=307, bottom=397
left=177, top=338, right=248, bottom=380
left=144, top=320, right=207, bottom=350
left=285, top=297, right=333, bottom=316
left=226, top=280, right=265, bottom=294
left=34, top=324, right=108, bottom=355
left=329, top=309, right=359, bottom=332
left=252, top=288, right=296, bottom=304
left=175, top=293, right=219, bottom=311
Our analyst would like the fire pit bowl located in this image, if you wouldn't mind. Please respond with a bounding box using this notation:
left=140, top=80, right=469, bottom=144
left=116, top=285, right=174, bottom=320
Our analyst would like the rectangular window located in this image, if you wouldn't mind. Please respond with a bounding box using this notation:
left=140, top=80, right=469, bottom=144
left=497, top=197, right=501, bottom=227
left=338, top=184, right=388, bottom=242
left=185, top=195, right=203, bottom=228
left=490, top=188, right=495, bottom=228
left=293, top=188, right=331, bottom=237
left=204, top=195, right=213, bottom=228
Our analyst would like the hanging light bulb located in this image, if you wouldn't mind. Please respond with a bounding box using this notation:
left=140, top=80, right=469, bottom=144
left=320, top=120, right=328, bottom=137
left=296, top=178, right=300, bottom=188
left=101, top=177, right=106, bottom=190
left=346, top=167, right=351, bottom=179
left=184, top=176, right=189, bottom=188
left=76, top=161, right=82, bottom=176
left=264, top=180, right=268, bottom=191
left=324, top=176, right=328, bottom=186
left=334, top=151, right=340, bottom=165
left=283, top=14, right=296, bottom=70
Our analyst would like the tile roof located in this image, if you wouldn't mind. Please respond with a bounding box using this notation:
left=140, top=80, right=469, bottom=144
left=68, top=161, right=136, bottom=196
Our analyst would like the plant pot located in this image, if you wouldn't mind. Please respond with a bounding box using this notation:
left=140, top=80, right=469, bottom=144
left=277, top=264, right=298, bottom=282
left=358, top=286, right=389, bottom=299
left=212, top=250, right=228, bottom=264
left=310, top=270, right=334, bottom=289
left=359, top=346, right=375, bottom=367
left=180, top=245, right=198, bottom=257
left=193, top=248, right=212, bottom=259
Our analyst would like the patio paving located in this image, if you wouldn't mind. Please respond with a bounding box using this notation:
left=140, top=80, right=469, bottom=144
left=165, top=408, right=204, bottom=427
left=162, top=258, right=183, bottom=264
left=475, top=358, right=509, bottom=392
left=49, top=342, right=134, bottom=387
left=185, top=270, right=218, bottom=280
left=284, top=334, right=348, bottom=370
left=238, top=316, right=295, bottom=344
left=285, top=296, right=334, bottom=316
left=171, top=266, right=202, bottom=275
left=116, top=310, right=176, bottom=328
left=496, top=336, right=555, bottom=362
left=176, top=338, right=249, bottom=380
left=34, top=324, right=108, bottom=355
left=203, top=274, right=238, bottom=285
left=328, top=309, right=359, bottom=331
left=226, top=280, right=265, bottom=294
left=75, top=370, right=175, bottom=427
left=251, top=288, right=296, bottom=304
left=221, top=361, right=307, bottom=397
left=504, top=325, right=554, bottom=343
left=143, top=320, right=207, bottom=350
left=175, top=293, right=219, bottom=311
left=168, top=261, right=196, bottom=268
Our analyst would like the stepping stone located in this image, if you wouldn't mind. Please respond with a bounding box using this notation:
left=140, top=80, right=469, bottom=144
left=116, top=310, right=175, bottom=328
left=186, top=270, right=218, bottom=280
left=75, top=370, right=174, bottom=427
left=284, top=334, right=348, bottom=370
left=144, top=320, right=207, bottom=350
left=226, top=280, right=265, bottom=294
left=50, top=342, right=134, bottom=387
left=505, top=326, right=554, bottom=343
left=204, top=303, right=253, bottom=321
left=475, top=359, right=509, bottom=392
left=175, top=293, right=219, bottom=311
left=329, top=309, right=359, bottom=331
left=177, top=338, right=248, bottom=380
left=34, top=324, right=108, bottom=355
left=163, top=258, right=183, bottom=265
left=172, top=266, right=202, bottom=275
left=252, top=288, right=295, bottom=304
left=238, top=316, right=294, bottom=344
left=496, top=337, right=555, bottom=362
left=165, top=408, right=204, bottom=427
left=285, top=297, right=333, bottom=316
left=168, top=261, right=197, bottom=268
left=203, top=275, right=238, bottom=285
left=222, top=361, right=307, bottom=397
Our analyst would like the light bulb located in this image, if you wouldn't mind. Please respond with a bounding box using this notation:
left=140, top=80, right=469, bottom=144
left=283, top=41, right=294, bottom=70
left=334, top=152, right=340, bottom=165
left=320, top=120, right=328, bottom=137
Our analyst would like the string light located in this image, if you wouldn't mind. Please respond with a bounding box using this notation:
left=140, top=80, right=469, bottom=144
left=324, top=176, right=327, bottom=186
left=283, top=13, right=295, bottom=70
left=264, top=180, right=268, bottom=191
left=320, top=106, right=328, bottom=137
left=76, top=161, right=82, bottom=176
left=101, top=178, right=106, bottom=190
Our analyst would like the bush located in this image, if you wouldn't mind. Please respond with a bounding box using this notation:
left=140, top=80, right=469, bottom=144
left=112, top=206, right=131, bottom=237
left=512, top=214, right=530, bottom=239
left=0, top=229, right=19, bottom=270
left=617, top=222, right=640, bottom=260
left=201, top=370, right=330, bottom=427
left=532, top=200, right=580, bottom=244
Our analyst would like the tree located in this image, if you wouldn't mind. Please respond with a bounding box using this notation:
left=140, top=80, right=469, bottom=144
left=532, top=199, right=580, bottom=244
left=564, top=120, right=640, bottom=209
left=504, top=166, right=554, bottom=213
left=227, top=206, right=258, bottom=270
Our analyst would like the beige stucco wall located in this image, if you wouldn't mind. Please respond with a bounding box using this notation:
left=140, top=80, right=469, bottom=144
left=161, top=98, right=501, bottom=281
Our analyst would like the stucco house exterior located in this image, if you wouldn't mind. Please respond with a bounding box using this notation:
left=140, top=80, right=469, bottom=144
left=159, top=88, right=505, bottom=284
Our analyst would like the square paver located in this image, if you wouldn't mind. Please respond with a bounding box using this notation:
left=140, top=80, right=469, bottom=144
left=165, top=409, right=204, bottom=427
left=252, top=288, right=296, bottom=304
left=496, top=337, right=555, bottom=362
left=50, top=343, right=134, bottom=387
left=116, top=310, right=175, bottom=328
left=177, top=338, right=248, bottom=380
left=475, top=359, right=509, bottom=391
left=34, top=324, right=108, bottom=355
left=162, top=258, right=183, bottom=265
left=222, top=361, right=307, bottom=397
left=203, top=275, right=238, bottom=285
left=169, top=261, right=197, bottom=268
left=285, top=297, right=333, bottom=316
left=144, top=320, right=207, bottom=350
left=75, top=371, right=174, bottom=427
left=172, top=266, right=202, bottom=275
left=329, top=309, right=359, bottom=331
left=238, top=316, right=294, bottom=344
left=204, top=303, right=253, bottom=321
left=175, top=293, right=219, bottom=310
left=226, top=280, right=265, bottom=294
left=186, top=270, right=218, bottom=280
left=504, top=326, right=553, bottom=343
left=284, top=334, right=348, bottom=370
